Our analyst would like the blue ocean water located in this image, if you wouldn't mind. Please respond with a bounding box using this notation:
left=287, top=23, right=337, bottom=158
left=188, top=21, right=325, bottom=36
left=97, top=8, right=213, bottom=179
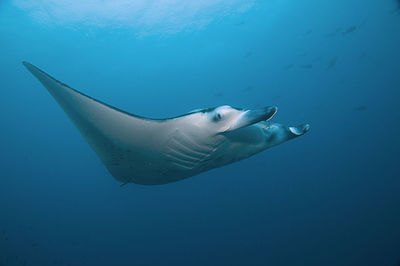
left=1, top=0, right=400, bottom=265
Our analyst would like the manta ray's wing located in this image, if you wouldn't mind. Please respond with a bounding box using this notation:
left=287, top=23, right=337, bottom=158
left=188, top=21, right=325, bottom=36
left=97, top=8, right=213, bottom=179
left=23, top=62, right=171, bottom=184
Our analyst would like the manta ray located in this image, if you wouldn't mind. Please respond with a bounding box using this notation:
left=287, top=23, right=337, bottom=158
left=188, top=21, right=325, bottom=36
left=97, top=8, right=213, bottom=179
left=23, top=62, right=310, bottom=185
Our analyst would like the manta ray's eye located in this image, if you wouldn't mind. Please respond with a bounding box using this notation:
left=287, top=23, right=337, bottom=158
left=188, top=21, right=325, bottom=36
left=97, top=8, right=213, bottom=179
left=213, top=113, right=222, bottom=122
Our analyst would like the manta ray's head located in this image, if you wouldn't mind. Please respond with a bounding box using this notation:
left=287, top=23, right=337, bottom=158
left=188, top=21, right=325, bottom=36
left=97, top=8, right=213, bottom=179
left=187, top=104, right=309, bottom=168
left=201, top=105, right=278, bottom=133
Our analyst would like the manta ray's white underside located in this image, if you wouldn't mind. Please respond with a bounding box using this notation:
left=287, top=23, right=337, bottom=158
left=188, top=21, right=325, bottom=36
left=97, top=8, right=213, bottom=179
left=24, top=62, right=309, bottom=185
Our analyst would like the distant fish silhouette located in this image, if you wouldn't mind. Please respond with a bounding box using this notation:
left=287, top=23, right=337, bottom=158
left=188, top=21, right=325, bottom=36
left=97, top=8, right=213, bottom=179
left=325, top=27, right=342, bottom=37
left=354, top=105, right=367, bottom=112
left=300, top=64, right=313, bottom=69
left=284, top=64, right=293, bottom=70
left=243, top=85, right=253, bottom=92
left=235, top=20, right=245, bottom=26
left=326, top=57, right=338, bottom=70
left=342, top=26, right=357, bottom=35
left=244, top=51, right=252, bottom=58
left=213, top=92, right=224, bottom=97
left=273, top=95, right=281, bottom=100
left=313, top=55, right=323, bottom=62
left=358, top=51, right=368, bottom=60
left=303, top=29, right=313, bottom=36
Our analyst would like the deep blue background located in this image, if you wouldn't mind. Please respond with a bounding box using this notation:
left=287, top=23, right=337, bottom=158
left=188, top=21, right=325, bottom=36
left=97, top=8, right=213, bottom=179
left=1, top=0, right=400, bottom=265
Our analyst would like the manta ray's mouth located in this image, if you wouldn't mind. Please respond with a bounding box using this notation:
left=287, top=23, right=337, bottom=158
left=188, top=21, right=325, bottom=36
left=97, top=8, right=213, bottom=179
left=228, top=106, right=278, bottom=131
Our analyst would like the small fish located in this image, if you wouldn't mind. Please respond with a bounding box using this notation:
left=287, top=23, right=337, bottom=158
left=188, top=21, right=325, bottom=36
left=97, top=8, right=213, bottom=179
left=244, top=51, right=252, bottom=58
left=303, top=29, right=313, bottom=36
left=235, top=20, right=245, bottom=26
left=284, top=64, right=293, bottom=70
left=243, top=85, right=253, bottom=92
left=358, top=51, right=367, bottom=60
left=300, top=64, right=313, bottom=69
left=273, top=95, right=281, bottom=100
left=313, top=55, right=323, bottom=62
left=326, top=57, right=338, bottom=70
left=325, top=27, right=342, bottom=37
left=342, top=26, right=357, bottom=35
left=354, top=105, right=367, bottom=112
left=213, top=92, right=224, bottom=97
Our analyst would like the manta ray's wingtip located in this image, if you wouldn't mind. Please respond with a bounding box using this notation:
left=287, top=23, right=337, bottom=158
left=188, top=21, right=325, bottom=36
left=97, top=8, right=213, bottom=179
left=22, top=61, right=37, bottom=73
left=22, top=61, right=31, bottom=67
left=22, top=61, right=60, bottom=85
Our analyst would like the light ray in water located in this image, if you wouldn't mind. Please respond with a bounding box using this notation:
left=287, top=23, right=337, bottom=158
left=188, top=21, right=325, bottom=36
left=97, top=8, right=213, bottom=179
left=12, top=0, right=256, bottom=35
